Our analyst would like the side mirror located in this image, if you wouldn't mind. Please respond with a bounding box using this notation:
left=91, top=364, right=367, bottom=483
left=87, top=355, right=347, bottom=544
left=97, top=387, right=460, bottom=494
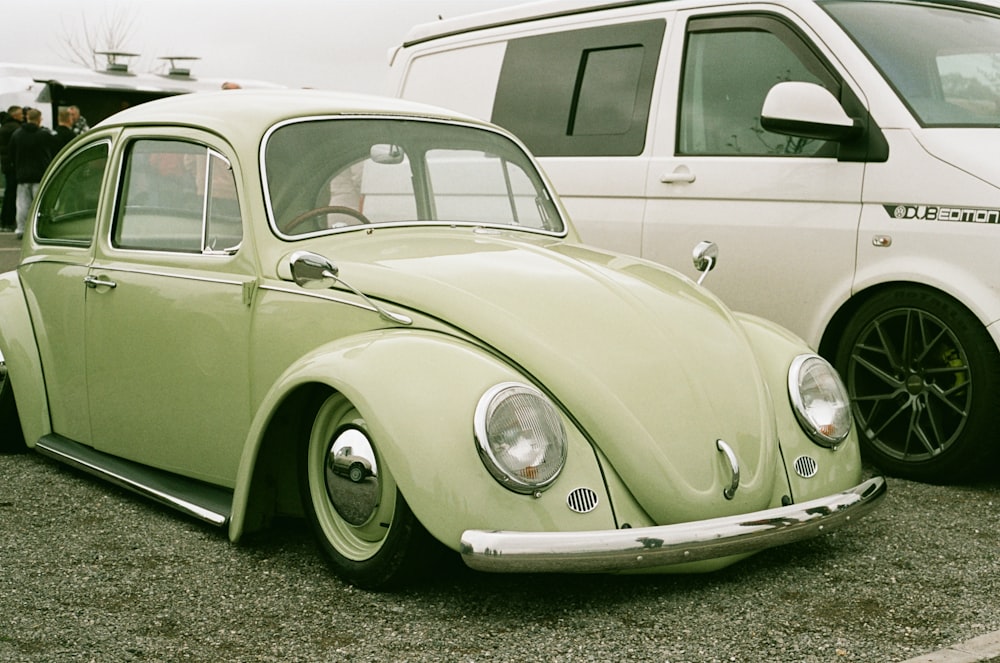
left=692, top=241, right=718, bottom=286
left=289, top=250, right=339, bottom=290
left=760, top=81, right=860, bottom=142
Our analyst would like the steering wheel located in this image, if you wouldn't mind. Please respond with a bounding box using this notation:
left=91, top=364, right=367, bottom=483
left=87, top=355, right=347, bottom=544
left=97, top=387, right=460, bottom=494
left=285, top=205, right=372, bottom=232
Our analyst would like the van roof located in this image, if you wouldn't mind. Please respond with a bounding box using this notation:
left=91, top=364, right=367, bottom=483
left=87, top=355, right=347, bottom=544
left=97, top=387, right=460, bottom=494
left=401, top=0, right=1000, bottom=47
left=403, top=0, right=663, bottom=47
left=0, top=61, right=280, bottom=95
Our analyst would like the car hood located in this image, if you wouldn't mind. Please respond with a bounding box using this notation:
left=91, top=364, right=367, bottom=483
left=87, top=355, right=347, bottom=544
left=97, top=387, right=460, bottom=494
left=317, top=228, right=781, bottom=523
left=915, top=130, right=1000, bottom=189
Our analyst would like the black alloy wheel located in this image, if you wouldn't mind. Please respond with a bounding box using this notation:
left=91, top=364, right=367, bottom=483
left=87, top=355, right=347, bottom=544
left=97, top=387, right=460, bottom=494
left=836, top=287, right=1000, bottom=482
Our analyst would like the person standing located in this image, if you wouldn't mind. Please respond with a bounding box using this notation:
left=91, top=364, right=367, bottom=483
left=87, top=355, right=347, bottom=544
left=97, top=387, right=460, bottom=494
left=10, top=108, right=53, bottom=239
left=0, top=106, right=23, bottom=232
left=51, top=107, right=76, bottom=152
left=68, top=105, right=89, bottom=135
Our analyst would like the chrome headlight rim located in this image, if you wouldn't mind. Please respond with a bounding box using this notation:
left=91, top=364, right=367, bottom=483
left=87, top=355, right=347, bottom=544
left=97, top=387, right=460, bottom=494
left=788, top=353, right=852, bottom=448
left=474, top=381, right=568, bottom=494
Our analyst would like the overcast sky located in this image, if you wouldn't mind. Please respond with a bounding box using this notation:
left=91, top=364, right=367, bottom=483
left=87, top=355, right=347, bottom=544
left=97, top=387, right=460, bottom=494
left=3, top=1, right=521, bottom=93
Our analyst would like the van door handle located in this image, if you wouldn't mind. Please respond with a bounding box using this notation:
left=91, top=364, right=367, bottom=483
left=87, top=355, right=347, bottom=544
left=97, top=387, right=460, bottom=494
left=84, top=275, right=117, bottom=289
left=660, top=166, right=696, bottom=184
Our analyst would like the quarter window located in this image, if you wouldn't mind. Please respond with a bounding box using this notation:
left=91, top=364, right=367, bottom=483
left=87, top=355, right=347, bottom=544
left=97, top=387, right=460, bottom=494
left=35, top=141, right=108, bottom=245
left=114, top=139, right=242, bottom=253
left=492, top=20, right=665, bottom=156
left=678, top=15, right=839, bottom=156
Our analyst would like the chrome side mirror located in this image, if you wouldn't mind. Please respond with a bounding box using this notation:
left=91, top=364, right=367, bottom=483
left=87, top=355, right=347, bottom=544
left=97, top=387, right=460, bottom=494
left=289, top=251, right=339, bottom=290
left=692, top=241, right=718, bottom=286
left=286, top=250, right=412, bottom=326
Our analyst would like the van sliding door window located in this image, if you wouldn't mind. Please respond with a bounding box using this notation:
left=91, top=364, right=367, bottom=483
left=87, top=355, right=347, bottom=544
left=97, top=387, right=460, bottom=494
left=492, top=20, right=665, bottom=157
left=678, top=15, right=839, bottom=157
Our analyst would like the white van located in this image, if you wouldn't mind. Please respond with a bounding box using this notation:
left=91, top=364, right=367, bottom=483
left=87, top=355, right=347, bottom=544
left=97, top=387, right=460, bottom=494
left=0, top=55, right=281, bottom=129
left=390, top=0, right=1000, bottom=482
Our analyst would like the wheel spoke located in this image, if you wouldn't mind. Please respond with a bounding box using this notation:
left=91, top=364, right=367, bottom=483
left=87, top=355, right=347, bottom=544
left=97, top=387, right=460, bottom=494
left=903, top=404, right=944, bottom=458
left=924, top=381, right=970, bottom=418
left=866, top=396, right=913, bottom=439
left=851, top=348, right=905, bottom=392
left=872, top=320, right=906, bottom=374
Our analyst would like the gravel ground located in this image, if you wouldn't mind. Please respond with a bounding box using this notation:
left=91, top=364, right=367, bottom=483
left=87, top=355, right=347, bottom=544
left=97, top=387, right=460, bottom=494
left=2, top=450, right=999, bottom=663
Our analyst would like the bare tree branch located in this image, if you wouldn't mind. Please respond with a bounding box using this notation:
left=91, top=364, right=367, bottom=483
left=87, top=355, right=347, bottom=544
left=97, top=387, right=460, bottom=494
left=57, top=6, right=140, bottom=70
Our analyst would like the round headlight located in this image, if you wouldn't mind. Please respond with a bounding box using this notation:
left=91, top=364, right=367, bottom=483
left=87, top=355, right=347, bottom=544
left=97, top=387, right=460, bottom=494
left=474, top=382, right=567, bottom=494
left=788, top=354, right=852, bottom=447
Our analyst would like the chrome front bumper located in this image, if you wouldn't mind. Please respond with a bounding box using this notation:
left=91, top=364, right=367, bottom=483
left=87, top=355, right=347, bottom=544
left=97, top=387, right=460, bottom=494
left=461, top=476, right=886, bottom=573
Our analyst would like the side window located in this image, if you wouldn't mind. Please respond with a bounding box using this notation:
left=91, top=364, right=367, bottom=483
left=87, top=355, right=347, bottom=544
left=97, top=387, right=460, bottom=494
left=35, top=141, right=109, bottom=244
left=678, top=15, right=839, bottom=156
left=114, top=139, right=242, bottom=253
left=492, top=20, right=665, bottom=156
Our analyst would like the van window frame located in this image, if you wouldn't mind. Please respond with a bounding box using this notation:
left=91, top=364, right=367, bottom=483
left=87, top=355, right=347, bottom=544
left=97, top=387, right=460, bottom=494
left=492, top=19, right=666, bottom=157
left=676, top=13, right=843, bottom=157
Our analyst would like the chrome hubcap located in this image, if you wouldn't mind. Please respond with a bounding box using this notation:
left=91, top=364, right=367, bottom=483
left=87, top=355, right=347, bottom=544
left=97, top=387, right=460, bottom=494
left=324, top=426, right=380, bottom=526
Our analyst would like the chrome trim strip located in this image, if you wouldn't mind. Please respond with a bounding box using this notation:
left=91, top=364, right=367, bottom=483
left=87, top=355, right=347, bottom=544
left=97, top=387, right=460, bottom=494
left=35, top=435, right=231, bottom=527
left=259, top=283, right=380, bottom=315
left=88, top=264, right=245, bottom=287
left=460, top=476, right=886, bottom=574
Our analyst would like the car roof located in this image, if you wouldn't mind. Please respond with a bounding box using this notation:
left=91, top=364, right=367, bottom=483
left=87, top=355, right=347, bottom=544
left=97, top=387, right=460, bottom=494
left=94, top=88, right=489, bottom=135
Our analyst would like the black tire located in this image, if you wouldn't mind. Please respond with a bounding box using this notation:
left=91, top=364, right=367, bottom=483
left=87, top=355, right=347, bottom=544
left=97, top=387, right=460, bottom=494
left=0, top=363, right=26, bottom=453
left=835, top=286, right=1000, bottom=482
left=299, top=393, right=435, bottom=589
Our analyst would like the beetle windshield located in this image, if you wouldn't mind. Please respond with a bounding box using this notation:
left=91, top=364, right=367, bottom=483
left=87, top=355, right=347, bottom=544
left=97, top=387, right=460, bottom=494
left=821, top=0, right=1000, bottom=127
left=263, top=118, right=564, bottom=237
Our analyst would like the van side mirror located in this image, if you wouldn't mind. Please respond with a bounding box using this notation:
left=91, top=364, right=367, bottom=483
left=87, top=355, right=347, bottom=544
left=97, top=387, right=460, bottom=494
left=760, top=81, right=860, bottom=142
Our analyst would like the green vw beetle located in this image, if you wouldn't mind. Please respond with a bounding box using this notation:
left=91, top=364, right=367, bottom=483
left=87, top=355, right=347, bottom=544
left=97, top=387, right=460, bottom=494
left=0, top=90, right=884, bottom=589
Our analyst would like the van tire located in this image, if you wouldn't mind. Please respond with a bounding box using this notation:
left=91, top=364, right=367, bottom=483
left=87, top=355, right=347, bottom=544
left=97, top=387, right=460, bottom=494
left=835, top=286, right=1000, bottom=482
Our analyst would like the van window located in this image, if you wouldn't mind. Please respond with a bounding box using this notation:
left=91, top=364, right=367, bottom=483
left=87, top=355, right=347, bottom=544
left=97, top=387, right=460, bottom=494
left=821, top=0, right=1000, bottom=126
left=678, top=15, right=839, bottom=156
left=492, top=20, right=665, bottom=157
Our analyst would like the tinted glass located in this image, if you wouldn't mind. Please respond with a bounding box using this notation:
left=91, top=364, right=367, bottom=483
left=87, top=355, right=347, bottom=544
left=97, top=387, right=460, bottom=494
left=679, top=16, right=837, bottom=156
left=492, top=20, right=665, bottom=156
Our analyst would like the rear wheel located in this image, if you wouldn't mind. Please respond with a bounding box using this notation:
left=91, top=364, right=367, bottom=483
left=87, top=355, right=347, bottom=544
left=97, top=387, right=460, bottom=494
left=300, top=393, right=434, bottom=589
left=0, top=359, right=25, bottom=453
left=835, top=287, right=1000, bottom=482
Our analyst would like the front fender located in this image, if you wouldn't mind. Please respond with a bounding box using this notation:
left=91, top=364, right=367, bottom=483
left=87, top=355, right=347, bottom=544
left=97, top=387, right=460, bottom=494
left=736, top=312, right=864, bottom=502
left=230, top=329, right=616, bottom=548
left=0, top=271, right=50, bottom=446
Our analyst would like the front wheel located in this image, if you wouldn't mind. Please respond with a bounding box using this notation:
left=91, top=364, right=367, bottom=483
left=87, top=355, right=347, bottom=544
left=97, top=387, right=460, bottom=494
left=300, top=394, right=434, bottom=589
left=835, top=287, right=1000, bottom=482
left=0, top=360, right=26, bottom=453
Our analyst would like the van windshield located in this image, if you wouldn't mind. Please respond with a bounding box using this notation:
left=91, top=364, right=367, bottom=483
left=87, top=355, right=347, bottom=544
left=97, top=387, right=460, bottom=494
left=263, top=118, right=564, bottom=238
left=822, top=0, right=1000, bottom=127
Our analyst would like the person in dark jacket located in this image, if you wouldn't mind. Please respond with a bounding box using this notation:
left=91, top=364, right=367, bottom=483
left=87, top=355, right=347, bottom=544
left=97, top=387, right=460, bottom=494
left=0, top=105, right=23, bottom=232
left=10, top=108, right=54, bottom=239
left=51, top=107, right=76, bottom=152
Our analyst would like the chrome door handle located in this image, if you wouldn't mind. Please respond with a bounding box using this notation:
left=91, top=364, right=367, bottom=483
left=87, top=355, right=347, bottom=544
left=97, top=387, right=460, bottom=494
left=84, top=275, right=117, bottom=289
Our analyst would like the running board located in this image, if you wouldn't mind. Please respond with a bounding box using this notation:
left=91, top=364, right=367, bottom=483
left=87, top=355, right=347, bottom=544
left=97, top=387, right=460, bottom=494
left=35, top=434, right=232, bottom=527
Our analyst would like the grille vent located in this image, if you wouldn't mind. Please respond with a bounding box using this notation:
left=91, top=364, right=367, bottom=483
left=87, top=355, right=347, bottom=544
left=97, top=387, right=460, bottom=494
left=566, top=487, right=599, bottom=513
left=794, top=455, right=819, bottom=479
